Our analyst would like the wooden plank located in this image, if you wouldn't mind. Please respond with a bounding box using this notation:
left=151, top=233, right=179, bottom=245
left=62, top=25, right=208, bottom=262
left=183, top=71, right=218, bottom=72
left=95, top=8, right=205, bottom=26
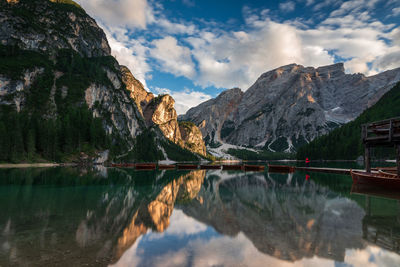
left=365, top=146, right=371, bottom=173
left=397, top=144, right=400, bottom=177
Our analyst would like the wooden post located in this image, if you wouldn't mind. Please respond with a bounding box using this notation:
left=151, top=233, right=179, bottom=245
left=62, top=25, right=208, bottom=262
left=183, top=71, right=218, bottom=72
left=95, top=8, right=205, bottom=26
left=365, top=146, right=371, bottom=173
left=366, top=196, right=371, bottom=217
left=397, top=144, right=400, bottom=177
left=389, top=120, right=393, bottom=142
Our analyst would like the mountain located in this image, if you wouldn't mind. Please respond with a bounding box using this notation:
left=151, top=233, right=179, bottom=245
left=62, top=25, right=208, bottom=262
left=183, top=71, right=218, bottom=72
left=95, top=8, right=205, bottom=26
left=180, top=63, right=400, bottom=152
left=297, top=81, right=400, bottom=160
left=0, top=0, right=205, bottom=163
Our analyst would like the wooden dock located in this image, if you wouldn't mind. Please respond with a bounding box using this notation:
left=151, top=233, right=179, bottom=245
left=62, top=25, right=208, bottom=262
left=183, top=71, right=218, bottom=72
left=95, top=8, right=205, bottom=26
left=362, top=117, right=400, bottom=175
left=295, top=166, right=352, bottom=175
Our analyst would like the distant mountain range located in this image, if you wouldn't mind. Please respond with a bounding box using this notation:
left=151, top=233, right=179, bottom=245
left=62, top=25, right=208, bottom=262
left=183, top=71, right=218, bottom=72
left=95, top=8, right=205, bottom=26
left=180, top=63, right=400, bottom=152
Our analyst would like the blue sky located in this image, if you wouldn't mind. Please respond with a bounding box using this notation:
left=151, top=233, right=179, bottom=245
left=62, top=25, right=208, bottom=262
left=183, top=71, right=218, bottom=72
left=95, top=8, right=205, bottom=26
left=76, top=0, right=400, bottom=114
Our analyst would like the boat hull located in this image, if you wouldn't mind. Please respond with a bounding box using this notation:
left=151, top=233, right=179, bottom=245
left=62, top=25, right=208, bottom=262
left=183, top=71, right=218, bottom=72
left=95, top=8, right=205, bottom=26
left=350, top=170, right=400, bottom=189
left=200, top=165, right=221, bottom=170
left=135, top=164, right=156, bottom=170
left=243, top=165, right=265, bottom=172
left=222, top=165, right=243, bottom=170
left=158, top=164, right=176, bottom=170
left=177, top=165, right=198, bottom=170
left=268, top=164, right=296, bottom=173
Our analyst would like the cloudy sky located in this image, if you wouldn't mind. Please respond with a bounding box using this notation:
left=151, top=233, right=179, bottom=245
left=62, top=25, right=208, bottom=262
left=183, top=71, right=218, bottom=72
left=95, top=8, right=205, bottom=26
left=76, top=0, right=400, bottom=114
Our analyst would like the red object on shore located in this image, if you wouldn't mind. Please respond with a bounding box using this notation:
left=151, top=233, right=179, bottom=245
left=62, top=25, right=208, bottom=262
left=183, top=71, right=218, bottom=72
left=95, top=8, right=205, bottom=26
left=305, top=158, right=310, bottom=163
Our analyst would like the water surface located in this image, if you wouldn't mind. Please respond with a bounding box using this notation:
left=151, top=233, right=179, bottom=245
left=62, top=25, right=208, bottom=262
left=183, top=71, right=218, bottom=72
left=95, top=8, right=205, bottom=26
left=0, top=165, right=399, bottom=266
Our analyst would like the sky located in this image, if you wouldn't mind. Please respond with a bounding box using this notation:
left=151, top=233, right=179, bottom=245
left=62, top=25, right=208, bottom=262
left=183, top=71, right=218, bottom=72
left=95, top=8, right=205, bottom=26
left=75, top=0, right=400, bottom=114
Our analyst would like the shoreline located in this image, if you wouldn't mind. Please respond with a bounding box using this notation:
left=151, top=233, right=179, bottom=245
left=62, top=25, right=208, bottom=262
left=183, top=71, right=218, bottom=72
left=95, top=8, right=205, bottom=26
left=0, top=163, right=61, bottom=168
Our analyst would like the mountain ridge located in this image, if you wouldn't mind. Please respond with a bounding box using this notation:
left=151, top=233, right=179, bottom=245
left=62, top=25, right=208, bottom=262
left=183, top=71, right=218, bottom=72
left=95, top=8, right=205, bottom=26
left=181, top=62, right=400, bottom=152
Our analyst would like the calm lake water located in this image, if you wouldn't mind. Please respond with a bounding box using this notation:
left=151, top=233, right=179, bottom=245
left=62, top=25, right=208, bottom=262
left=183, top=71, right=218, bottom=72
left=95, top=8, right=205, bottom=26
left=1, top=164, right=400, bottom=267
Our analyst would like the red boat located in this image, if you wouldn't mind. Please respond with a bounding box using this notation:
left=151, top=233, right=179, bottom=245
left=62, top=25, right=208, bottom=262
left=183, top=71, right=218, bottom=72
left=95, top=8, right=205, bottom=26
left=177, top=164, right=198, bottom=170
left=222, top=165, right=243, bottom=170
left=350, top=170, right=400, bottom=189
left=243, top=165, right=265, bottom=172
left=268, top=164, right=296, bottom=173
left=158, top=164, right=176, bottom=170
left=200, top=165, right=221, bottom=170
left=135, top=163, right=156, bottom=170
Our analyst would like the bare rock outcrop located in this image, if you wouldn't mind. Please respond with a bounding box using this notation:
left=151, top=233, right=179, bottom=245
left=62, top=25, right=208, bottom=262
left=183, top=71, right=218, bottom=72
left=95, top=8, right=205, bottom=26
left=120, top=65, right=154, bottom=115
left=179, top=121, right=207, bottom=156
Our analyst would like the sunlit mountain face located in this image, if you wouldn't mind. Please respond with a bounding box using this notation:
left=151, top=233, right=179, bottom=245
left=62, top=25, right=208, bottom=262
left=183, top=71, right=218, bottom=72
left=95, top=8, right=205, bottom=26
left=1, top=167, right=399, bottom=266
left=75, top=0, right=400, bottom=114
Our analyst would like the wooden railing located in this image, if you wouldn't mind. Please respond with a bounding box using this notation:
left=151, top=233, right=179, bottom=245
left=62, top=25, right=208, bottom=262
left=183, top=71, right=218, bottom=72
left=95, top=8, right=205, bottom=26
left=361, top=117, right=400, bottom=174
left=362, top=117, right=400, bottom=146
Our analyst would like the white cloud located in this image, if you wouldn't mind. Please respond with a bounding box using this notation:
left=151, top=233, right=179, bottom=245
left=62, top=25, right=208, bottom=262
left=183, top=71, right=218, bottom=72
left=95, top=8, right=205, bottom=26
left=77, top=0, right=148, bottom=28
left=102, top=26, right=151, bottom=88
left=187, top=21, right=333, bottom=89
left=391, top=7, right=400, bottom=17
left=279, top=1, right=296, bottom=12
left=182, top=0, right=195, bottom=7
left=150, top=36, right=196, bottom=79
left=153, top=87, right=212, bottom=115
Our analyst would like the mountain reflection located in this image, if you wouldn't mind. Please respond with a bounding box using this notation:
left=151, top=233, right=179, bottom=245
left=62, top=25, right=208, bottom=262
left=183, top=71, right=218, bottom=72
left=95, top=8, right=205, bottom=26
left=181, top=171, right=365, bottom=262
left=0, top=167, right=400, bottom=266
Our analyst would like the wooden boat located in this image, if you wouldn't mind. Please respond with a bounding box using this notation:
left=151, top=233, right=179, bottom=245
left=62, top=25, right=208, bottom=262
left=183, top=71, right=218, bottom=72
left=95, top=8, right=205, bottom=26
left=351, top=183, right=400, bottom=200
left=135, top=163, right=156, bottom=170
left=350, top=170, right=400, bottom=189
left=243, top=165, right=265, bottom=171
left=378, top=170, right=398, bottom=178
left=158, top=164, right=176, bottom=170
left=200, top=165, right=221, bottom=170
left=268, top=164, right=296, bottom=173
left=177, top=164, right=198, bottom=170
left=222, top=165, right=243, bottom=170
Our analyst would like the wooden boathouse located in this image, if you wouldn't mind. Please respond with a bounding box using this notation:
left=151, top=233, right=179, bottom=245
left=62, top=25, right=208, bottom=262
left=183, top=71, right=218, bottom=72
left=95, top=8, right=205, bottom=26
left=362, top=117, right=400, bottom=175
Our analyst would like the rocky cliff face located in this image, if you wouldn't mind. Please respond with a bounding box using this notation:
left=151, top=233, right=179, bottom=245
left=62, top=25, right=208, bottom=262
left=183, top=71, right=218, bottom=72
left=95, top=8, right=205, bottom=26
left=120, top=65, right=206, bottom=157
left=180, top=88, right=243, bottom=146
left=1, top=0, right=110, bottom=57
left=179, top=121, right=207, bottom=156
left=0, top=0, right=206, bottom=159
left=181, top=63, right=400, bottom=152
left=120, top=65, right=154, bottom=115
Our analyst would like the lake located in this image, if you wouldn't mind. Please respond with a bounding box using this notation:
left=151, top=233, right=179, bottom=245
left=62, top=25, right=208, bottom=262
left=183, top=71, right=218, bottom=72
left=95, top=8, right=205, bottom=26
left=0, top=165, right=399, bottom=266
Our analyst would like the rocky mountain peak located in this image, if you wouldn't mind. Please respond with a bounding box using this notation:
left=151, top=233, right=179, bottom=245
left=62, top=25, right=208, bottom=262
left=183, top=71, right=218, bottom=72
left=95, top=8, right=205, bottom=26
left=183, top=62, right=400, bottom=152
left=1, top=0, right=111, bottom=57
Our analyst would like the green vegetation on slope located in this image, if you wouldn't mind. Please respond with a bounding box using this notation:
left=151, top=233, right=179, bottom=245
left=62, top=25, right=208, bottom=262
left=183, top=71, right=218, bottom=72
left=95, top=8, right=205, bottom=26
left=0, top=46, right=116, bottom=162
left=297, top=82, right=400, bottom=160
left=0, top=105, right=110, bottom=163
